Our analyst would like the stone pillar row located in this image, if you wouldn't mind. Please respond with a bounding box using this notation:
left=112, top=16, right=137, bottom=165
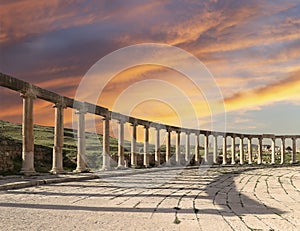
left=18, top=89, right=299, bottom=175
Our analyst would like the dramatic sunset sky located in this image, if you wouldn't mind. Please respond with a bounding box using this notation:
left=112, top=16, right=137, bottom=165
left=1, top=0, right=300, bottom=138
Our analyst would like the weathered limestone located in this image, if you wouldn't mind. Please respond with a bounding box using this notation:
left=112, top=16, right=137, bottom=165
left=240, top=137, right=244, bottom=165
left=257, top=137, right=263, bottom=164
left=195, top=133, right=200, bottom=164
left=130, top=122, right=137, bottom=168
left=213, top=135, right=218, bottom=164
left=117, top=120, right=125, bottom=169
left=185, top=132, right=190, bottom=163
left=271, top=138, right=276, bottom=164
left=20, top=91, right=36, bottom=175
left=231, top=136, right=236, bottom=164
left=291, top=137, right=297, bottom=164
left=143, top=125, right=150, bottom=167
left=204, top=133, right=209, bottom=163
left=75, top=105, right=88, bottom=172
left=222, top=135, right=227, bottom=165
left=165, top=128, right=171, bottom=166
left=51, top=101, right=65, bottom=174
left=280, top=137, right=285, bottom=164
left=248, top=137, right=253, bottom=164
left=102, top=115, right=111, bottom=170
left=154, top=128, right=161, bottom=166
left=175, top=131, right=181, bottom=165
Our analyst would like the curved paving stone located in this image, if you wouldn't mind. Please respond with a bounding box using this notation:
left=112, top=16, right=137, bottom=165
left=0, top=166, right=299, bottom=231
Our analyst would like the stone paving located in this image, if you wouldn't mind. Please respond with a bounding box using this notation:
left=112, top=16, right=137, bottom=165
left=0, top=165, right=299, bottom=231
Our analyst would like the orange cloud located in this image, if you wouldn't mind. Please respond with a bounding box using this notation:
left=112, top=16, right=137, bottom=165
left=224, top=71, right=300, bottom=112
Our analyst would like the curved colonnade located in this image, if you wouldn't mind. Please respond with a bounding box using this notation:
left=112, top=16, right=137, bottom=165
left=1, top=73, right=299, bottom=174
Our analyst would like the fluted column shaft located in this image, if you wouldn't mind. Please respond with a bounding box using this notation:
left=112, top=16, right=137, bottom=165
left=102, top=116, right=111, bottom=170
left=280, top=138, right=285, bottom=164
left=131, top=123, right=137, bottom=168
left=258, top=137, right=263, bottom=164
left=117, top=120, right=125, bottom=169
left=213, top=135, right=218, bottom=164
left=271, top=138, right=276, bottom=164
left=204, top=134, right=209, bottom=163
left=240, top=137, right=244, bottom=165
left=51, top=103, right=65, bottom=174
left=166, top=129, right=171, bottom=165
left=185, top=132, right=190, bottom=163
left=155, top=128, right=161, bottom=166
left=231, top=136, right=236, bottom=164
left=291, top=137, right=297, bottom=164
left=143, top=126, right=149, bottom=167
left=75, top=108, right=87, bottom=172
left=222, top=135, right=227, bottom=165
left=20, top=91, right=36, bottom=175
left=248, top=138, right=253, bottom=164
left=175, top=131, right=181, bottom=165
left=195, top=134, right=200, bottom=164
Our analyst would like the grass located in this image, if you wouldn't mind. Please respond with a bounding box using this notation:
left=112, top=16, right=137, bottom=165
left=0, top=120, right=299, bottom=174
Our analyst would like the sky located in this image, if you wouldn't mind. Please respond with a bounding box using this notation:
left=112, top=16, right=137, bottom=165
left=1, top=0, right=300, bottom=139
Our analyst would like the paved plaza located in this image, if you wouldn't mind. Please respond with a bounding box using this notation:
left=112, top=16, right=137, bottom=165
left=0, top=166, right=299, bottom=231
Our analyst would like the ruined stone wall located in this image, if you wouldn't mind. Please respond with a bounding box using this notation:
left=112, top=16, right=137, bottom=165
left=0, top=137, right=52, bottom=173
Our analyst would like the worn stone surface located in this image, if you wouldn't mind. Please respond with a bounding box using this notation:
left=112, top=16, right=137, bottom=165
left=0, top=166, right=299, bottom=230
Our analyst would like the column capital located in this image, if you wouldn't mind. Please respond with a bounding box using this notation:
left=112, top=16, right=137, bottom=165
left=117, top=119, right=126, bottom=125
left=20, top=89, right=36, bottom=99
left=53, top=97, right=67, bottom=109
left=166, top=126, right=172, bottom=133
left=75, top=102, right=88, bottom=114
left=130, top=119, right=138, bottom=127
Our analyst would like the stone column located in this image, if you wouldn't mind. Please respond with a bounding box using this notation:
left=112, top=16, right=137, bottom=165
left=155, top=128, right=161, bottom=166
left=51, top=102, right=65, bottom=174
left=291, top=137, right=297, bottom=164
left=222, top=135, right=227, bottom=165
left=213, top=135, right=218, bottom=164
left=248, top=137, right=253, bottom=164
left=185, top=131, right=190, bottom=163
left=280, top=137, right=285, bottom=164
left=117, top=120, right=125, bottom=169
left=240, top=137, right=244, bottom=165
left=166, top=128, right=171, bottom=166
left=102, top=115, right=111, bottom=170
left=175, top=131, right=181, bottom=165
left=20, top=91, right=36, bottom=175
left=204, top=133, right=209, bottom=163
left=258, top=137, right=263, bottom=164
left=143, top=125, right=149, bottom=168
left=271, top=138, right=276, bottom=165
left=75, top=106, right=88, bottom=172
left=195, top=133, right=200, bottom=164
left=231, top=136, right=236, bottom=164
left=131, top=122, right=137, bottom=168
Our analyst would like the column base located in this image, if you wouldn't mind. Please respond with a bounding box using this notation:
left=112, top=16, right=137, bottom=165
left=20, top=169, right=36, bottom=176
left=117, top=165, right=126, bottom=170
left=101, top=166, right=112, bottom=171
left=73, top=168, right=88, bottom=173
left=50, top=168, right=65, bottom=174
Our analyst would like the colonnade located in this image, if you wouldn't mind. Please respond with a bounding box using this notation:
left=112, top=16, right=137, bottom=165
left=0, top=73, right=299, bottom=175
